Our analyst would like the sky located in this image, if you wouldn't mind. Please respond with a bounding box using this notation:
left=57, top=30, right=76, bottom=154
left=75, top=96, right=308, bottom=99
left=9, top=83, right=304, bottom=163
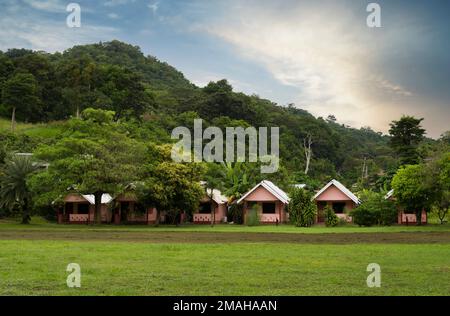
left=0, top=0, right=449, bottom=138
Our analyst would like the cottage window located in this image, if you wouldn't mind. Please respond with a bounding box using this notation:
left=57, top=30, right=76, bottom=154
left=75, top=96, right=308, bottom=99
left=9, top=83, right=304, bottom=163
left=78, top=203, right=89, bottom=214
left=332, top=202, right=346, bottom=214
left=199, top=202, right=212, bottom=214
left=262, top=202, right=276, bottom=214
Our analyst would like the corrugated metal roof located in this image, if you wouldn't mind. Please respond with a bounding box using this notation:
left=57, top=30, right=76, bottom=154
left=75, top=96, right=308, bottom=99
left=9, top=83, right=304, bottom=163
left=313, top=179, right=360, bottom=204
left=237, top=180, right=290, bottom=204
left=81, top=194, right=114, bottom=205
left=206, top=188, right=228, bottom=205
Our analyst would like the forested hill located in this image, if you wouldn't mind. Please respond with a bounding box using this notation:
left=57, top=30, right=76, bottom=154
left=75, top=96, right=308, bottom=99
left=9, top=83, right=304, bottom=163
left=0, top=40, right=400, bottom=189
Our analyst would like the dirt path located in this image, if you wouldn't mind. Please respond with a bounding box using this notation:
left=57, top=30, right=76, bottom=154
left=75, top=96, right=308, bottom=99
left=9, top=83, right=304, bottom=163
left=0, top=230, right=449, bottom=244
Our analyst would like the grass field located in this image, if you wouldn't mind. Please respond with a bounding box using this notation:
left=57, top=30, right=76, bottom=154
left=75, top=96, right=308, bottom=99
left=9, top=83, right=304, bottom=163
left=0, top=218, right=449, bottom=296
left=0, top=118, right=64, bottom=138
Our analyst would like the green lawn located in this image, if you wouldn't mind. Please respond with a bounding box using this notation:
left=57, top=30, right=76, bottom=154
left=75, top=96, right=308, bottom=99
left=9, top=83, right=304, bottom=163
left=0, top=219, right=449, bottom=296
left=0, top=241, right=448, bottom=295
left=1, top=217, right=450, bottom=234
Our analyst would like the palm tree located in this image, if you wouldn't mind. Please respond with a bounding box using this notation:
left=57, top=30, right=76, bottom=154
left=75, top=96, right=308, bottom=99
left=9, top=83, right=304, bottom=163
left=203, top=163, right=225, bottom=227
left=0, top=155, right=40, bottom=224
left=223, top=162, right=253, bottom=223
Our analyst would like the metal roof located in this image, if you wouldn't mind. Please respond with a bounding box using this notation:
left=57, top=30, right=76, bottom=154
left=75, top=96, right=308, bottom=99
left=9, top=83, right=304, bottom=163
left=237, top=180, right=290, bottom=204
left=81, top=194, right=114, bottom=205
left=312, top=179, right=360, bottom=204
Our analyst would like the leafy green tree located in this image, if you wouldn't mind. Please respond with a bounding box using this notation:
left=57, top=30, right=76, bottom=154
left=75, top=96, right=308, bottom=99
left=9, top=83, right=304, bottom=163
left=0, top=155, right=40, bottom=223
left=351, top=190, right=397, bottom=226
left=29, top=109, right=146, bottom=223
left=0, top=53, right=14, bottom=92
left=137, top=144, right=205, bottom=226
left=59, top=54, right=97, bottom=118
left=425, top=152, right=450, bottom=224
left=99, top=65, right=150, bottom=119
left=391, top=164, right=432, bottom=225
left=389, top=116, right=426, bottom=165
left=222, top=162, right=254, bottom=223
left=2, top=73, right=40, bottom=132
left=288, top=187, right=316, bottom=227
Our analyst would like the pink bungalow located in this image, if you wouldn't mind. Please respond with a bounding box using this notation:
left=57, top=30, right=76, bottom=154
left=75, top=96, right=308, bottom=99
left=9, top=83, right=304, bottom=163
left=237, top=180, right=290, bottom=224
left=113, top=193, right=158, bottom=224
left=193, top=188, right=228, bottom=224
left=385, top=189, right=427, bottom=225
left=57, top=193, right=158, bottom=224
left=313, top=179, right=360, bottom=223
left=57, top=193, right=113, bottom=224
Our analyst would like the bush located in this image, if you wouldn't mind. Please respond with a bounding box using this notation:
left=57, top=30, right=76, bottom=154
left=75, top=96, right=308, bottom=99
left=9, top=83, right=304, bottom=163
left=338, top=217, right=348, bottom=226
left=288, top=187, right=317, bottom=227
left=246, top=204, right=260, bottom=226
left=324, top=206, right=338, bottom=227
left=351, top=190, right=397, bottom=226
left=351, top=207, right=378, bottom=226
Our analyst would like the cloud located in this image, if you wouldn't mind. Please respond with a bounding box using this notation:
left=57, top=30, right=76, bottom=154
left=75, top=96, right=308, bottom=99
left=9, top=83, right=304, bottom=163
left=196, top=1, right=421, bottom=134
left=104, top=0, right=136, bottom=7
left=22, top=0, right=66, bottom=13
left=148, top=2, right=159, bottom=14
left=0, top=14, right=118, bottom=53
left=107, top=13, right=120, bottom=19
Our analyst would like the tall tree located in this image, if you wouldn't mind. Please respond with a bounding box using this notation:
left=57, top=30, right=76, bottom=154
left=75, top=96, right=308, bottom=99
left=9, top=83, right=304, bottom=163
left=303, top=133, right=313, bottom=175
left=30, top=108, right=146, bottom=223
left=137, top=145, right=204, bottom=226
left=389, top=116, right=426, bottom=165
left=2, top=73, right=40, bottom=132
left=203, top=163, right=225, bottom=226
left=425, top=152, right=450, bottom=224
left=391, top=164, right=433, bottom=225
left=0, top=155, right=40, bottom=224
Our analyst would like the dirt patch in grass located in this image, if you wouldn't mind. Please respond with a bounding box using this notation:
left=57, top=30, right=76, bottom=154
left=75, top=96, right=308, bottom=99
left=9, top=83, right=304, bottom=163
left=0, top=230, right=449, bottom=244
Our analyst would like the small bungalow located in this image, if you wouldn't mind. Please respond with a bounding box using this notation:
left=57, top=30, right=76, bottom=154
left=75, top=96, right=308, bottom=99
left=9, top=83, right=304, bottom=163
left=193, top=188, right=228, bottom=224
left=385, top=189, right=427, bottom=225
left=313, top=179, right=360, bottom=223
left=57, top=193, right=113, bottom=224
left=57, top=192, right=158, bottom=224
left=237, top=180, right=290, bottom=224
left=113, top=193, right=158, bottom=224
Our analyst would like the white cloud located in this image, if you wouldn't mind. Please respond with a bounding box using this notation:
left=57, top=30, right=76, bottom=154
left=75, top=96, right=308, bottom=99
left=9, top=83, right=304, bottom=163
left=148, top=2, right=159, bottom=14
left=0, top=14, right=118, bottom=53
left=107, top=13, right=119, bottom=19
left=104, top=0, right=136, bottom=7
left=22, top=0, right=66, bottom=13
left=196, top=1, right=417, bottom=133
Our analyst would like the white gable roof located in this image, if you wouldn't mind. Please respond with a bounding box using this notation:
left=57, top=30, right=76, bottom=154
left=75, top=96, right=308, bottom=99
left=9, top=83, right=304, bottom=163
left=206, top=188, right=228, bottom=205
left=82, top=194, right=113, bottom=205
left=237, top=180, right=290, bottom=204
left=313, top=179, right=360, bottom=204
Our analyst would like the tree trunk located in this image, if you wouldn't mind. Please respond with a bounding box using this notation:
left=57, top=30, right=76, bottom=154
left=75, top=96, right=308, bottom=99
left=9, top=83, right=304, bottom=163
left=76, top=105, right=80, bottom=119
left=94, top=192, right=103, bottom=224
left=11, top=107, right=16, bottom=133
left=303, top=134, right=312, bottom=175
left=210, top=195, right=215, bottom=227
left=155, top=209, right=160, bottom=227
left=21, top=198, right=30, bottom=224
left=416, top=210, right=422, bottom=226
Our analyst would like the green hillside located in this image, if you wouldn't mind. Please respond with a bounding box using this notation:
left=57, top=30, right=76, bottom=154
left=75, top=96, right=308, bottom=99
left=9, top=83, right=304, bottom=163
left=0, top=40, right=431, bottom=189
